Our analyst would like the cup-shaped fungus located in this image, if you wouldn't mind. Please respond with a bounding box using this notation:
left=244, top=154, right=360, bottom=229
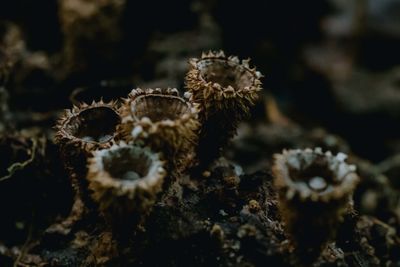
left=185, top=51, right=262, bottom=166
left=58, top=0, right=126, bottom=74
left=0, top=22, right=23, bottom=87
left=119, top=88, right=200, bottom=174
left=87, top=142, right=166, bottom=230
left=54, top=101, right=121, bottom=227
left=55, top=101, right=121, bottom=170
left=0, top=87, right=11, bottom=132
left=272, top=148, right=359, bottom=263
left=0, top=51, right=12, bottom=86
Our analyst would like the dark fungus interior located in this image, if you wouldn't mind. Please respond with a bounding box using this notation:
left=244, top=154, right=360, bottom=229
left=66, top=106, right=120, bottom=143
left=198, top=58, right=254, bottom=89
left=289, top=158, right=337, bottom=193
left=102, top=147, right=152, bottom=181
left=132, top=95, right=190, bottom=122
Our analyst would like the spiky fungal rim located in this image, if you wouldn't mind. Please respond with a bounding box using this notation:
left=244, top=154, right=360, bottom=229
left=119, top=88, right=200, bottom=148
left=185, top=50, right=263, bottom=109
left=87, top=142, right=166, bottom=213
left=55, top=100, right=121, bottom=152
left=273, top=147, right=359, bottom=203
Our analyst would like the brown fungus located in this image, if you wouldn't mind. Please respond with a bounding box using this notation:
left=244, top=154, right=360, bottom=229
left=87, top=142, right=166, bottom=231
left=55, top=101, right=121, bottom=163
left=272, top=148, right=359, bottom=263
left=54, top=101, right=121, bottom=231
left=0, top=87, right=10, bottom=132
left=0, top=22, right=24, bottom=82
left=185, top=51, right=262, bottom=166
left=58, top=0, right=126, bottom=74
left=119, top=88, right=200, bottom=174
left=0, top=49, right=12, bottom=86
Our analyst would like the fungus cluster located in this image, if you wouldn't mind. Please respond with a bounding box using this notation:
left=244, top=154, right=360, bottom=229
left=54, top=100, right=122, bottom=230
left=56, top=52, right=261, bottom=237
left=54, top=51, right=365, bottom=265
left=55, top=50, right=263, bottom=235
left=119, top=88, right=200, bottom=174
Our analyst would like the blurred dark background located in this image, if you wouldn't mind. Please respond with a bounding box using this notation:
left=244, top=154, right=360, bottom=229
left=2, top=0, right=400, bottom=163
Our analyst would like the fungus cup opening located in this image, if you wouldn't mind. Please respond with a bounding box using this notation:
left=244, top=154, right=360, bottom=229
left=197, top=58, right=254, bottom=89
left=289, top=163, right=337, bottom=194
left=102, top=147, right=152, bottom=182
left=276, top=149, right=358, bottom=200
left=131, top=94, right=190, bottom=122
left=65, top=107, right=120, bottom=143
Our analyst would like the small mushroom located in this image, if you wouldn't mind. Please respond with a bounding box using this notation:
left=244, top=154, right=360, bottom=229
left=272, top=148, right=359, bottom=263
left=87, top=142, right=166, bottom=231
left=185, top=51, right=262, bottom=167
left=119, top=88, right=200, bottom=175
left=54, top=100, right=121, bottom=229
